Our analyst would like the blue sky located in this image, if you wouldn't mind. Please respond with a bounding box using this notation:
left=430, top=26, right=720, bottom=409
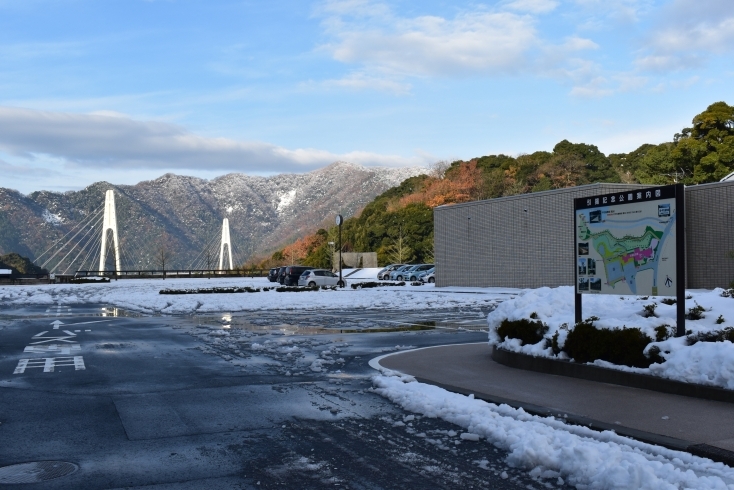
left=0, top=0, right=732, bottom=193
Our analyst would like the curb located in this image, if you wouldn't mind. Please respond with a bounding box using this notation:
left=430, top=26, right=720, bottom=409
left=491, top=346, right=734, bottom=404
left=371, top=344, right=734, bottom=468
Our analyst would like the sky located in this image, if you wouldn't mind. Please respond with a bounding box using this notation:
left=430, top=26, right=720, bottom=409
left=0, top=0, right=732, bottom=194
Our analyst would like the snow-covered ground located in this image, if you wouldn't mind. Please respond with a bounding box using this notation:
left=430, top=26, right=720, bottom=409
left=488, top=286, right=734, bottom=390
left=372, top=369, right=734, bottom=489
left=0, top=277, right=513, bottom=315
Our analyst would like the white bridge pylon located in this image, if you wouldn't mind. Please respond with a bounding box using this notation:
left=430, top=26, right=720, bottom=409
left=98, top=190, right=121, bottom=273
left=218, top=218, right=233, bottom=270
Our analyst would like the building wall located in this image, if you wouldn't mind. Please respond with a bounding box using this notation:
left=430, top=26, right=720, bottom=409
left=333, top=252, right=378, bottom=269
left=436, top=181, right=734, bottom=289
left=685, top=181, right=734, bottom=289
left=436, top=183, right=649, bottom=288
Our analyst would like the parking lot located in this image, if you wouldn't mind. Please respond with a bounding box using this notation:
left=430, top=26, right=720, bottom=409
left=0, top=303, right=551, bottom=489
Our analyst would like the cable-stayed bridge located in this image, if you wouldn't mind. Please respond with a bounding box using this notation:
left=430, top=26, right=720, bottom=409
left=34, top=190, right=246, bottom=277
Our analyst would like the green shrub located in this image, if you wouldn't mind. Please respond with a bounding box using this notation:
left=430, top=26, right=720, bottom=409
left=496, top=318, right=548, bottom=346
left=687, top=327, right=734, bottom=345
left=351, top=281, right=405, bottom=289
left=275, top=286, right=318, bottom=292
left=646, top=346, right=666, bottom=364
left=642, top=303, right=657, bottom=318
left=654, top=324, right=674, bottom=342
left=716, top=315, right=725, bottom=324
left=563, top=319, right=655, bottom=368
left=660, top=298, right=677, bottom=305
left=687, top=303, right=706, bottom=320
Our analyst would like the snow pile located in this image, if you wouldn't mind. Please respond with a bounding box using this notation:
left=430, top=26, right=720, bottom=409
left=648, top=340, right=734, bottom=390
left=373, top=374, right=734, bottom=489
left=487, top=286, right=734, bottom=389
left=341, top=268, right=381, bottom=280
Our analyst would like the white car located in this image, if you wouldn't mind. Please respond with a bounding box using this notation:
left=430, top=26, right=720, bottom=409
left=298, top=269, right=341, bottom=287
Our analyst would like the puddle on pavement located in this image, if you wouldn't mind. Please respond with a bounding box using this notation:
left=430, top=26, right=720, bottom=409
left=0, top=304, right=142, bottom=319
left=193, top=315, right=486, bottom=335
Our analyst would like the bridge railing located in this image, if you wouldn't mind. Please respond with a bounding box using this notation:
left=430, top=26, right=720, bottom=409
left=72, top=269, right=268, bottom=279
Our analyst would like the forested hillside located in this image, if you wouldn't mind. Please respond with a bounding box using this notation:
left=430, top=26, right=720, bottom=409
left=257, top=101, right=734, bottom=269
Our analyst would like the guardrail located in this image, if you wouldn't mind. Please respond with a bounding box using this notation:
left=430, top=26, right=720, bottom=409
left=72, top=269, right=268, bottom=279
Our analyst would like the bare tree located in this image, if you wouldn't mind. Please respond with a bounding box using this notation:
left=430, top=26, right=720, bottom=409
left=155, top=234, right=174, bottom=279
left=387, top=226, right=415, bottom=264
left=429, top=160, right=451, bottom=179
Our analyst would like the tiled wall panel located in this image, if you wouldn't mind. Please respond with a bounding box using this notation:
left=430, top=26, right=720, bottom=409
left=436, top=184, right=648, bottom=288
left=436, top=181, right=734, bottom=289
left=685, top=181, right=734, bottom=289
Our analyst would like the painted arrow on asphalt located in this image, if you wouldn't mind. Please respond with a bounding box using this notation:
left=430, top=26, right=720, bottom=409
left=50, top=320, right=64, bottom=329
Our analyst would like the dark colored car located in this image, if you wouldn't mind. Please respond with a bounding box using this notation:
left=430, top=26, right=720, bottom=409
left=267, top=268, right=280, bottom=282
left=277, top=266, right=288, bottom=285
left=281, top=266, right=315, bottom=286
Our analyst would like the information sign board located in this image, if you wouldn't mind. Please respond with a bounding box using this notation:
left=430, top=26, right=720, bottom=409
left=573, top=184, right=686, bottom=334
left=575, top=185, right=682, bottom=296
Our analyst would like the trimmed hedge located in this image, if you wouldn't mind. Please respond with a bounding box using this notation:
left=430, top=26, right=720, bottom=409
left=160, top=286, right=260, bottom=295
left=563, top=319, right=655, bottom=368
left=496, top=317, right=548, bottom=346
left=687, top=327, right=734, bottom=345
left=351, top=281, right=406, bottom=289
left=71, top=277, right=111, bottom=284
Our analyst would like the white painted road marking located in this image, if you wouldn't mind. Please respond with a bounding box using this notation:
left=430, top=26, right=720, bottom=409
left=33, top=331, right=48, bottom=338
left=62, top=320, right=109, bottom=326
left=50, top=320, right=64, bottom=329
left=24, top=344, right=81, bottom=355
left=30, top=334, right=77, bottom=345
left=13, top=356, right=85, bottom=374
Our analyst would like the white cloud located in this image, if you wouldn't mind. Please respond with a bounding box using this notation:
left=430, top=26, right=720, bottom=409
left=319, top=72, right=411, bottom=94
left=635, top=0, right=734, bottom=72
left=576, top=73, right=649, bottom=96
left=504, top=0, right=559, bottom=14
left=0, top=106, right=431, bottom=172
left=326, top=11, right=539, bottom=77
left=572, top=0, right=653, bottom=24
left=315, top=0, right=599, bottom=91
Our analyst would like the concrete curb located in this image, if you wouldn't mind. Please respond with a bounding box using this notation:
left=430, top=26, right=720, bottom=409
left=371, top=344, right=734, bottom=467
left=491, top=346, right=734, bottom=404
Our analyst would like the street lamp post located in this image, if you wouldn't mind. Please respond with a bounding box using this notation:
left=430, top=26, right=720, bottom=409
left=336, top=215, right=343, bottom=287
left=328, top=241, right=335, bottom=271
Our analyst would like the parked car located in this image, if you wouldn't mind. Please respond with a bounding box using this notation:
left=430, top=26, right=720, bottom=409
left=298, top=269, right=341, bottom=287
left=267, top=268, right=280, bottom=282
left=420, top=268, right=435, bottom=283
left=377, top=264, right=405, bottom=281
left=389, top=265, right=414, bottom=281
left=405, top=264, right=434, bottom=281
left=277, top=266, right=288, bottom=284
left=281, top=266, right=316, bottom=286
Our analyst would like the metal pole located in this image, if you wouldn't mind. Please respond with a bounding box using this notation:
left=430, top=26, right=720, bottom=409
left=676, top=183, right=686, bottom=337
left=338, top=222, right=343, bottom=287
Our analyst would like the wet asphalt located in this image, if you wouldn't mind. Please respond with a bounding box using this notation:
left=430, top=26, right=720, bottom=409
left=0, top=304, right=562, bottom=489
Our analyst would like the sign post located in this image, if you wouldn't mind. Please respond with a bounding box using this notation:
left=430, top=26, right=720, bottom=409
left=336, top=214, right=344, bottom=288
left=574, top=184, right=686, bottom=336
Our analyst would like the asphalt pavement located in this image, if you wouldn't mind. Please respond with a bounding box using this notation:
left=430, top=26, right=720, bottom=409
left=0, top=304, right=555, bottom=489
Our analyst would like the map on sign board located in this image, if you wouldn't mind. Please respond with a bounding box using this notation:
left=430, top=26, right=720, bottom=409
left=575, top=186, right=679, bottom=296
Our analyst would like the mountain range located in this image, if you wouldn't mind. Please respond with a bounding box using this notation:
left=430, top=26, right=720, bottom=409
left=0, top=162, right=426, bottom=272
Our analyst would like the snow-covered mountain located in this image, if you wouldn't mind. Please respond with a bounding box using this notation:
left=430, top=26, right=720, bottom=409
left=0, top=162, right=426, bottom=271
